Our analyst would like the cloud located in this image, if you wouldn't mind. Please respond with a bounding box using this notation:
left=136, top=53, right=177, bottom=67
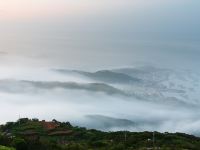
left=0, top=80, right=126, bottom=96
left=53, top=67, right=198, bottom=107
left=0, top=66, right=200, bottom=136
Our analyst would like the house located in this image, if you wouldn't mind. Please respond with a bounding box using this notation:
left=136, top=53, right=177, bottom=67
left=41, top=121, right=59, bottom=130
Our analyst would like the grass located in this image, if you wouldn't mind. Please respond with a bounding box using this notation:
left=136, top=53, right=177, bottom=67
left=0, top=145, right=15, bottom=150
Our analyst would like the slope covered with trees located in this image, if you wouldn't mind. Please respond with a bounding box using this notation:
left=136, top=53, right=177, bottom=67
left=0, top=118, right=200, bottom=150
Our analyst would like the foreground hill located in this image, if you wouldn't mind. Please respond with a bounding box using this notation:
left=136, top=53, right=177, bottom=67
left=1, top=118, right=200, bottom=150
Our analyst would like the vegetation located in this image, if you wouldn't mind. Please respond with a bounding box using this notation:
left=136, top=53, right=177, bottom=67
left=0, top=118, right=200, bottom=150
left=0, top=145, right=15, bottom=150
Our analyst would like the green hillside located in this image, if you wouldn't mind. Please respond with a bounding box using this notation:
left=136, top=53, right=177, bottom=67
left=0, top=118, right=200, bottom=150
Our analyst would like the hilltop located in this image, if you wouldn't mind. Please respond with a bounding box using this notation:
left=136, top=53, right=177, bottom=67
left=0, top=118, right=200, bottom=150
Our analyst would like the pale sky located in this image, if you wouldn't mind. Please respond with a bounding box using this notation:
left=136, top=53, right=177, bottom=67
left=0, top=0, right=200, bottom=69
left=0, top=0, right=141, bottom=20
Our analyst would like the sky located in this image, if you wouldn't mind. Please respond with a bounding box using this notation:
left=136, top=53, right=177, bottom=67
left=0, top=0, right=200, bottom=134
left=0, top=0, right=199, bottom=70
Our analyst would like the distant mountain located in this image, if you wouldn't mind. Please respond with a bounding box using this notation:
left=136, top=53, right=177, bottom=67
left=112, top=66, right=200, bottom=105
left=84, top=115, right=136, bottom=130
left=0, top=80, right=127, bottom=96
left=112, top=66, right=172, bottom=82
left=54, top=69, right=141, bottom=84
left=53, top=66, right=200, bottom=106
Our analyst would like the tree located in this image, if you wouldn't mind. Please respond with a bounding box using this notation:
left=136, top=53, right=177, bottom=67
left=12, top=138, right=27, bottom=150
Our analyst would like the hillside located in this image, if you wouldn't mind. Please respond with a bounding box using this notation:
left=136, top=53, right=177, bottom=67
left=1, top=118, right=200, bottom=150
